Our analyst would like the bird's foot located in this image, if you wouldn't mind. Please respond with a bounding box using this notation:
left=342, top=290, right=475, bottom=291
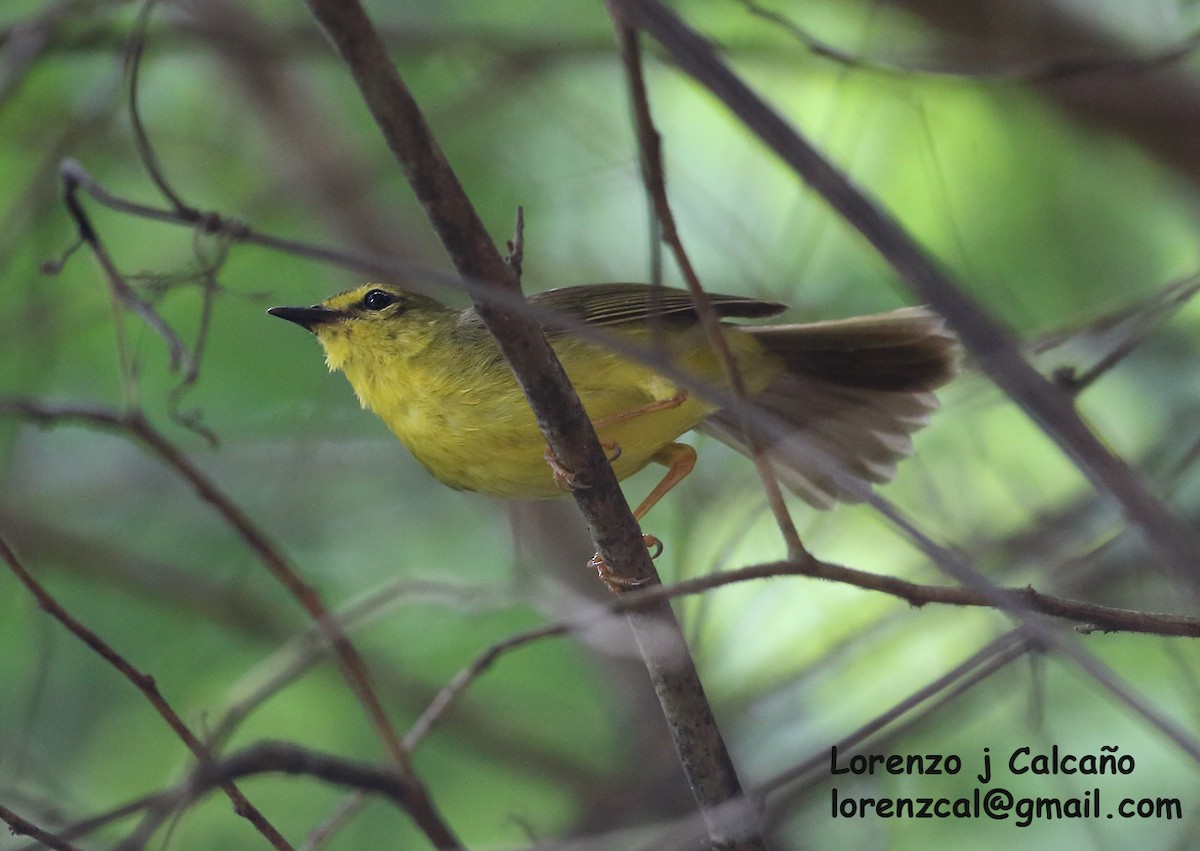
left=588, top=534, right=663, bottom=593
left=545, top=440, right=622, bottom=491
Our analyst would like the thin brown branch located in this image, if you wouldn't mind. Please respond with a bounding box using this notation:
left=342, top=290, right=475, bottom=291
left=609, top=0, right=1200, bottom=594
left=126, top=0, right=194, bottom=214
left=735, top=0, right=1200, bottom=84
left=763, top=630, right=1033, bottom=798
left=201, top=742, right=422, bottom=814
left=607, top=10, right=803, bottom=564
left=0, top=399, right=460, bottom=849
left=705, top=558, right=1200, bottom=637
left=7, top=789, right=167, bottom=851
left=0, top=536, right=294, bottom=851
left=1036, top=274, right=1200, bottom=397
left=206, top=579, right=505, bottom=751
left=59, top=160, right=188, bottom=390
left=404, top=621, right=569, bottom=751
left=0, top=803, right=82, bottom=851
left=405, top=551, right=1200, bottom=763
left=116, top=743, right=437, bottom=851
left=298, top=793, right=368, bottom=851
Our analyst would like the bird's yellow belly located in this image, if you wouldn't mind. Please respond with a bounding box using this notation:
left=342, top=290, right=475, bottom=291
left=364, top=326, right=776, bottom=499
left=387, top=373, right=715, bottom=499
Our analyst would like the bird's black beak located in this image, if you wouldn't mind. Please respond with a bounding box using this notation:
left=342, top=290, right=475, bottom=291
left=267, top=305, right=341, bottom=331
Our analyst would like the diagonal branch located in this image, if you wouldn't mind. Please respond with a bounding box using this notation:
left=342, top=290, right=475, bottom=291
left=0, top=536, right=294, bottom=851
left=0, top=803, right=82, bottom=851
left=403, top=555, right=1200, bottom=759
left=606, top=10, right=803, bottom=561
left=299, top=1, right=761, bottom=846
left=0, top=399, right=460, bottom=850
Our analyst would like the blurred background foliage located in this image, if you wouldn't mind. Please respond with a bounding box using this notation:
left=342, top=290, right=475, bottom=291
left=2, top=0, right=1200, bottom=848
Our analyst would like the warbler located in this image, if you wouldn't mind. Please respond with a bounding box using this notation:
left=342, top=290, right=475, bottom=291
left=268, top=283, right=957, bottom=522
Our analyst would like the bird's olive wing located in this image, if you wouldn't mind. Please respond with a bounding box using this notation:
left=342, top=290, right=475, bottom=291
left=528, top=283, right=786, bottom=328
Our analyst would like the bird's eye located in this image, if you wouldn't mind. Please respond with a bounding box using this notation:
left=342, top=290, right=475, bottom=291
left=362, top=289, right=396, bottom=311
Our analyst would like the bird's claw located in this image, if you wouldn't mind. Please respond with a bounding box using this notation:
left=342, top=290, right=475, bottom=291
left=545, top=447, right=585, bottom=491
left=545, top=440, right=623, bottom=492
left=589, top=534, right=663, bottom=592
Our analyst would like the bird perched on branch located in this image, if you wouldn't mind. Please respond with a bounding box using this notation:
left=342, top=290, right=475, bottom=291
left=270, top=282, right=957, bottom=576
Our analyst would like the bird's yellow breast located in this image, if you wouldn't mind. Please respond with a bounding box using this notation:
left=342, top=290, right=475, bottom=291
left=318, top=315, right=779, bottom=499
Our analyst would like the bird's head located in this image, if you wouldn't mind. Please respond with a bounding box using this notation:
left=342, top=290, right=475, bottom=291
left=268, top=283, right=452, bottom=376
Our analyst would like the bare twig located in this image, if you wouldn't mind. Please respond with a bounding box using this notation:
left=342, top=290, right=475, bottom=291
left=763, top=630, right=1033, bottom=798
left=0, top=802, right=83, bottom=851
left=607, top=10, right=803, bottom=563
left=117, top=743, right=430, bottom=851
left=207, top=579, right=505, bottom=751
left=404, top=620, right=570, bottom=751
left=299, top=793, right=368, bottom=851
left=734, top=0, right=1200, bottom=83
left=7, top=789, right=167, bottom=851
left=649, top=557, right=1200, bottom=636
left=0, top=400, right=460, bottom=849
left=59, top=161, right=189, bottom=390
left=505, top=205, right=524, bottom=278
left=1036, top=274, right=1200, bottom=396
left=0, top=536, right=294, bottom=851
left=201, top=742, right=422, bottom=812
left=126, top=0, right=195, bottom=214
left=405, top=551, right=1200, bottom=755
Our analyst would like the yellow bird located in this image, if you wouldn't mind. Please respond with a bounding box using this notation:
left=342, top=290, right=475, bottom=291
left=269, top=283, right=956, bottom=529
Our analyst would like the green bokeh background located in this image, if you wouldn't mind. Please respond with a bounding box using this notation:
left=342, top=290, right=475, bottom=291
left=2, top=1, right=1200, bottom=848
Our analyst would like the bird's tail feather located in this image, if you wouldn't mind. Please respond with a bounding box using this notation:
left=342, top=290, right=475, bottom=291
left=698, top=307, right=959, bottom=508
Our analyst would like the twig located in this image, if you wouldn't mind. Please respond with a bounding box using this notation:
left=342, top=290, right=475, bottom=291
left=7, top=789, right=167, bottom=851
left=0, top=803, right=82, bottom=851
left=607, top=9, right=803, bottom=563
left=1037, top=273, right=1200, bottom=396
left=405, top=551, right=1200, bottom=754
left=644, top=557, right=1200, bottom=636
left=762, top=630, right=1033, bottom=798
left=207, top=579, right=505, bottom=751
left=59, top=161, right=188, bottom=391
left=201, top=742, right=421, bottom=812
left=116, top=743, right=427, bottom=851
left=0, top=400, right=461, bottom=849
left=0, top=536, right=294, bottom=851
left=733, top=0, right=1200, bottom=84
left=505, top=205, right=524, bottom=278
left=404, top=621, right=570, bottom=751
left=126, top=0, right=195, bottom=214
left=299, top=794, right=368, bottom=851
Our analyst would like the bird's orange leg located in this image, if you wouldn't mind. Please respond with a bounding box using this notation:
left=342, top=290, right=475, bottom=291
left=543, top=389, right=687, bottom=490
left=538, top=388, right=693, bottom=591
left=631, top=442, right=697, bottom=521
left=545, top=439, right=621, bottom=491
left=590, top=389, right=688, bottom=431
